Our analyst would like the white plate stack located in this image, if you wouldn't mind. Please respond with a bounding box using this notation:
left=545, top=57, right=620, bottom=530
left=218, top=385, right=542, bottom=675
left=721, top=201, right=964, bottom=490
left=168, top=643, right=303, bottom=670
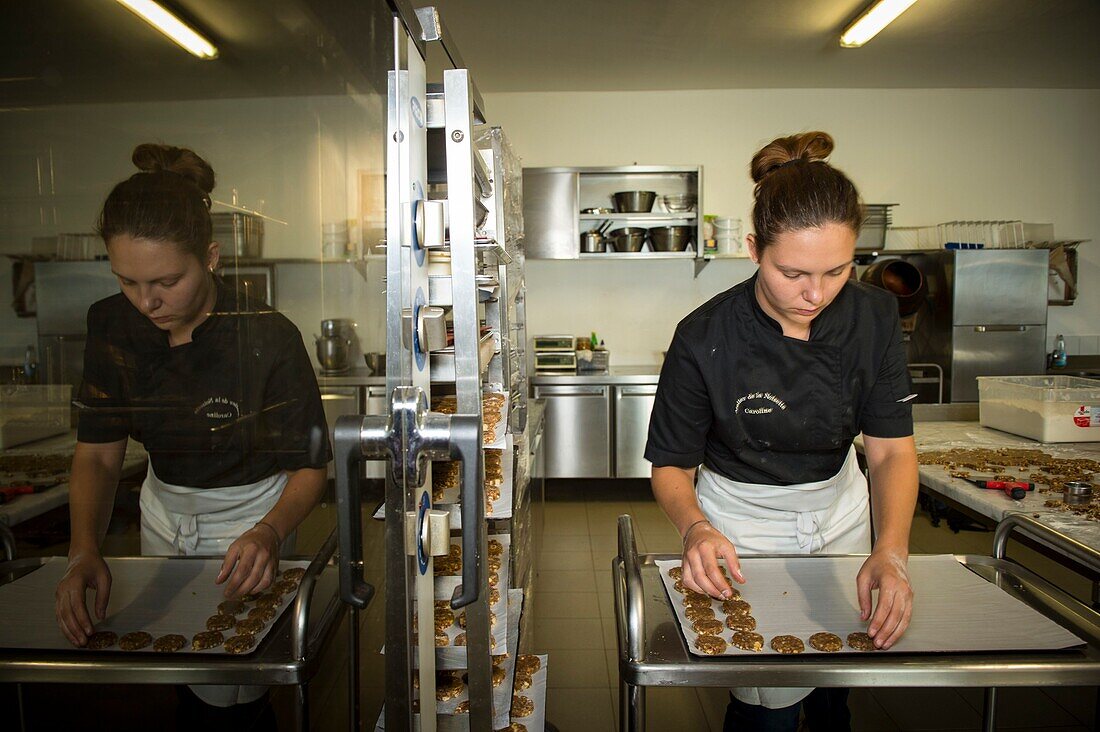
left=714, top=217, right=742, bottom=255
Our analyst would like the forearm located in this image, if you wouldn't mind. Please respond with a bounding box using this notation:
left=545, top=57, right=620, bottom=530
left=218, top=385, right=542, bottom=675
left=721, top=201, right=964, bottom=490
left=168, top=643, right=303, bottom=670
left=651, top=465, right=703, bottom=537
left=67, top=441, right=127, bottom=556
left=867, top=448, right=919, bottom=555
left=259, top=467, right=326, bottom=541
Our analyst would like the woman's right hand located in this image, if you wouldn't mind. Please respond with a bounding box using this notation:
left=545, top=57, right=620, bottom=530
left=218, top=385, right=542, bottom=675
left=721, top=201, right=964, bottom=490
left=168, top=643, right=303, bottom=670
left=55, top=552, right=112, bottom=646
left=681, top=521, right=746, bottom=599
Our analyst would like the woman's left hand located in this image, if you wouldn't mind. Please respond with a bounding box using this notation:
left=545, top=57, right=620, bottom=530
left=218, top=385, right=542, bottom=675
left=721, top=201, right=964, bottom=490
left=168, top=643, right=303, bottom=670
left=217, top=525, right=281, bottom=599
left=855, top=548, right=913, bottom=649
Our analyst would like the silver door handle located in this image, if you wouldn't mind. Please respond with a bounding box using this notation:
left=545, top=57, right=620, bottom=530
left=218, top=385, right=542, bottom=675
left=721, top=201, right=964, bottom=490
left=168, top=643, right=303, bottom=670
left=535, top=386, right=607, bottom=397
left=333, top=386, right=482, bottom=609
left=973, top=325, right=1027, bottom=332
left=618, top=386, right=658, bottom=396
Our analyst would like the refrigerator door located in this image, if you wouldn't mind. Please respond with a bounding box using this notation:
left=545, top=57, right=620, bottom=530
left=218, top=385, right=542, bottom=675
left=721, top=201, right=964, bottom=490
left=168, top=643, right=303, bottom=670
left=952, top=249, right=1049, bottom=325
left=950, top=324, right=1048, bottom=402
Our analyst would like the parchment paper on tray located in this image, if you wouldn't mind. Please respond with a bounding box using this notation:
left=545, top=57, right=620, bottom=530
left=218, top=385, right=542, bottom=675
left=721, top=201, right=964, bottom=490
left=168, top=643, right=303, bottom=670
left=656, top=555, right=1084, bottom=657
left=0, top=557, right=310, bottom=655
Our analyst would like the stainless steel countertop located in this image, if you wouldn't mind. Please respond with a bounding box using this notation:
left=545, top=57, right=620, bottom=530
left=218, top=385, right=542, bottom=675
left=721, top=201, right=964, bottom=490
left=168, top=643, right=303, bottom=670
left=316, top=368, right=385, bottom=388
left=530, top=366, right=661, bottom=386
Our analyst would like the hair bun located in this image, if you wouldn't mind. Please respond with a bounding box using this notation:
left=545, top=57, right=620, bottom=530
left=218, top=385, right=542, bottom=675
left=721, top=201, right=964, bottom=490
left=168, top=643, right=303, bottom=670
left=131, top=143, right=215, bottom=195
left=750, top=131, right=835, bottom=184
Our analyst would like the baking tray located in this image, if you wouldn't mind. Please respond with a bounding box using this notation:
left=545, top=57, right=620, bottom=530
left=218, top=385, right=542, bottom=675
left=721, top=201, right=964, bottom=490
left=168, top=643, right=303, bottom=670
left=0, top=556, right=309, bottom=655
left=656, top=555, right=1084, bottom=657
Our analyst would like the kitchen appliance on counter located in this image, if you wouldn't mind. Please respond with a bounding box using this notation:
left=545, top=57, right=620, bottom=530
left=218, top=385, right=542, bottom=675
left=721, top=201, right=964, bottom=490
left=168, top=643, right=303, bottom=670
left=858, top=249, right=1048, bottom=403
left=534, top=335, right=577, bottom=374
left=315, top=319, right=356, bottom=374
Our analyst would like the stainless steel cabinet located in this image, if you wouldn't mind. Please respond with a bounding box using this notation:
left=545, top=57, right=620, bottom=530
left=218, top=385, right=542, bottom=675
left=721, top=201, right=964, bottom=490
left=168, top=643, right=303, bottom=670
left=320, top=385, right=387, bottom=479
left=614, top=385, right=657, bottom=478
left=533, top=384, right=611, bottom=478
left=522, top=168, right=579, bottom=259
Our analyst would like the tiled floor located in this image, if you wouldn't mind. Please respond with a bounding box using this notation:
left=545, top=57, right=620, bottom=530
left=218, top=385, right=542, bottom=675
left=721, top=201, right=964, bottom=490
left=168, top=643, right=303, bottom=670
left=531, top=479, right=1098, bottom=732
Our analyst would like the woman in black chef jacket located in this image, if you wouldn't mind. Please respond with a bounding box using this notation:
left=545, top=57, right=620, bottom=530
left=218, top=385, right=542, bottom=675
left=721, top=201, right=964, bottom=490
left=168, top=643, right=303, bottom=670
left=53, top=144, right=329, bottom=716
left=645, top=131, right=918, bottom=732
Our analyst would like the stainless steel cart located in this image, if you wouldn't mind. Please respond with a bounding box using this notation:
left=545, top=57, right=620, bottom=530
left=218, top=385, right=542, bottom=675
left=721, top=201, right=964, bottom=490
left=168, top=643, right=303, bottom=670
left=613, top=514, right=1100, bottom=732
left=0, top=529, right=364, bottom=732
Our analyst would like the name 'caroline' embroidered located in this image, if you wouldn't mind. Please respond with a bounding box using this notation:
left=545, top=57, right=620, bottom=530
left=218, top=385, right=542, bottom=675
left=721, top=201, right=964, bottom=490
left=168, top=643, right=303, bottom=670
left=196, top=396, right=241, bottom=421
left=734, top=392, right=788, bottom=415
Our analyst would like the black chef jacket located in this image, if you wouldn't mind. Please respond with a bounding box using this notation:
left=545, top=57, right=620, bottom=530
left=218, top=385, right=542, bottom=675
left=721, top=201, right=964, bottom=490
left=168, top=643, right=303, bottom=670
left=76, top=281, right=330, bottom=488
left=645, top=273, right=913, bottom=486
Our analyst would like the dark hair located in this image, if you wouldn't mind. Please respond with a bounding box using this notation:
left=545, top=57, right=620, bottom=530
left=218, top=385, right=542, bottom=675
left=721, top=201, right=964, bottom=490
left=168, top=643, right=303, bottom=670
left=97, top=143, right=216, bottom=261
left=749, top=131, right=862, bottom=250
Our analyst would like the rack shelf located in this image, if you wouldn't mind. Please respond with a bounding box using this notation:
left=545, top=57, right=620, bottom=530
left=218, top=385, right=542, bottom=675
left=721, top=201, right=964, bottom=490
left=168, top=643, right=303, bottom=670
left=578, top=212, right=696, bottom=222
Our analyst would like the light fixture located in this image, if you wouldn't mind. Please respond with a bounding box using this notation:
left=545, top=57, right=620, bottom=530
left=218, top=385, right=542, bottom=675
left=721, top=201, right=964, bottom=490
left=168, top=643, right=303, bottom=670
left=840, top=0, right=918, bottom=48
left=115, top=0, right=218, bottom=60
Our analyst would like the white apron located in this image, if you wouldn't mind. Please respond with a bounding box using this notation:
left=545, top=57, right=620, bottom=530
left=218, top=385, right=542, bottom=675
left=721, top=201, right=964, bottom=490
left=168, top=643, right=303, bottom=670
left=139, top=465, right=293, bottom=707
left=696, top=446, right=871, bottom=710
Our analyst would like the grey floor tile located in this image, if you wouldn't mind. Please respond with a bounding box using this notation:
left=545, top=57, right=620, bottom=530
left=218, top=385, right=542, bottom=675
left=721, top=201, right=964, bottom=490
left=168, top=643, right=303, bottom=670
left=543, top=503, right=591, bottom=535
left=542, top=533, right=592, bottom=553
left=873, top=688, right=982, bottom=730
left=535, top=591, right=601, bottom=618
left=601, top=616, right=619, bottom=649
left=596, top=584, right=619, bottom=618
left=534, top=617, right=605, bottom=650
left=538, top=569, right=597, bottom=593
left=605, top=648, right=619, bottom=688
left=1040, top=685, right=1098, bottom=727
left=591, top=532, right=630, bottom=553
left=539, top=550, right=594, bottom=571
left=545, top=686, right=615, bottom=732
left=545, top=648, right=610, bottom=689
left=644, top=687, right=711, bottom=731
left=955, top=686, right=1081, bottom=729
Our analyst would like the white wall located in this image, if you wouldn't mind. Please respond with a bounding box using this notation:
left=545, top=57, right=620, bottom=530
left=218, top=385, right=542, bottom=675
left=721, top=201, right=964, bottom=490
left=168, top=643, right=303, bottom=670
left=485, top=88, right=1100, bottom=365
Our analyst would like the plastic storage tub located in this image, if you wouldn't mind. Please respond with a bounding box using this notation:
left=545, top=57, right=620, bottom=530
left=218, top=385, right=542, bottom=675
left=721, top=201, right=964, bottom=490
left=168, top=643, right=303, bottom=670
left=977, top=375, right=1100, bottom=443
left=0, top=384, right=73, bottom=449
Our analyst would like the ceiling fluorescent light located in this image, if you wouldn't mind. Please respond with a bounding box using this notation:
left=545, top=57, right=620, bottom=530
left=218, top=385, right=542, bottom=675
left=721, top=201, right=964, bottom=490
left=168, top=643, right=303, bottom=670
left=115, top=0, right=218, bottom=60
left=840, top=0, right=918, bottom=48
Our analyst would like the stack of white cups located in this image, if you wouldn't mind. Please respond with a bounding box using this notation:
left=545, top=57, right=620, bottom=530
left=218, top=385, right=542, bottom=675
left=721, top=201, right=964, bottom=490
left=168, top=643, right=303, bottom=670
left=322, top=222, right=349, bottom=259
left=714, top=217, right=742, bottom=255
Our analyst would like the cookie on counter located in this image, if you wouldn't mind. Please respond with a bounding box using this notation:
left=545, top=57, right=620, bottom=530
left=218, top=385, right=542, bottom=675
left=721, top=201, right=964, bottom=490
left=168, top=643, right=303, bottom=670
left=191, top=631, right=225, bottom=651
left=808, top=632, right=843, bottom=653
left=86, top=631, right=117, bottom=650
left=224, top=634, right=256, bottom=654
left=847, top=632, right=877, bottom=651
left=770, top=635, right=805, bottom=654
left=119, top=631, right=152, bottom=651
left=693, top=635, right=728, bottom=655
left=731, top=631, right=764, bottom=652
left=153, top=634, right=187, bottom=653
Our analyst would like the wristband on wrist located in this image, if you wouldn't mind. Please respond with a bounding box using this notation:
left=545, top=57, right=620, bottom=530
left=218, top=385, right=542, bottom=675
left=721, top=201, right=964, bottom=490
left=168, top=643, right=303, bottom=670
left=254, top=520, right=282, bottom=544
left=681, top=519, right=710, bottom=544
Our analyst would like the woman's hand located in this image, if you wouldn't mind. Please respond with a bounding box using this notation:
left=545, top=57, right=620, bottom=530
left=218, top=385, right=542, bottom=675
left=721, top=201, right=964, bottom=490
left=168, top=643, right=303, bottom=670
left=856, top=548, right=913, bottom=649
left=681, top=521, right=746, bottom=599
left=217, top=524, right=280, bottom=598
left=55, top=552, right=112, bottom=646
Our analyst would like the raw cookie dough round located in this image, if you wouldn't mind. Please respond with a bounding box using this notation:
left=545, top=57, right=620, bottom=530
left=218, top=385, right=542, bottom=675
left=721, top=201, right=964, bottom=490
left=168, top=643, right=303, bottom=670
left=770, top=635, right=805, bottom=654
left=515, top=654, right=541, bottom=675
left=119, top=631, right=152, bottom=651
left=224, top=634, right=256, bottom=654
left=693, top=634, right=728, bottom=655
left=248, top=606, right=277, bottom=623
left=86, top=631, right=117, bottom=650
left=235, top=617, right=265, bottom=635
left=847, top=632, right=876, bottom=651
left=272, top=579, right=298, bottom=595
left=254, top=593, right=282, bottom=609
left=281, top=567, right=306, bottom=582
left=488, top=539, right=503, bottom=558
left=513, top=671, right=532, bottom=691
left=721, top=598, right=751, bottom=616
left=434, top=631, right=449, bottom=647
left=725, top=615, right=757, bottom=631
left=511, top=694, right=535, bottom=718
left=218, top=600, right=247, bottom=616
left=684, top=605, right=715, bottom=623
left=435, top=608, right=455, bottom=633
left=205, top=613, right=237, bottom=631
left=682, top=594, right=713, bottom=610
left=672, top=579, right=687, bottom=594
left=239, top=592, right=261, bottom=602
left=191, top=631, right=225, bottom=651
left=692, top=618, right=725, bottom=636
left=808, top=632, right=843, bottom=653
left=437, top=671, right=465, bottom=701
left=667, top=565, right=683, bottom=581
left=153, top=634, right=187, bottom=653
left=489, top=588, right=501, bottom=606
left=454, top=701, right=470, bottom=714
left=731, top=631, right=765, bottom=652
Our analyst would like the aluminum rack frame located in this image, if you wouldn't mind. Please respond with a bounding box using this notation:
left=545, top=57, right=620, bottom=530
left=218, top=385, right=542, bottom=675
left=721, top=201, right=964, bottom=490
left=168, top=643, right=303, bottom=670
left=612, top=514, right=1100, bottom=732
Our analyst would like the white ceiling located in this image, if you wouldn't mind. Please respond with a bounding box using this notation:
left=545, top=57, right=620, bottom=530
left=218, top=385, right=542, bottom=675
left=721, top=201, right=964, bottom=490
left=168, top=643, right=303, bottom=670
left=428, top=0, right=1100, bottom=91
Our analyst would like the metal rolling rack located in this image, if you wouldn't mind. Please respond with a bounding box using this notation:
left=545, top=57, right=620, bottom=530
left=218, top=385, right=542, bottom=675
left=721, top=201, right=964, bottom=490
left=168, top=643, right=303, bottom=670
left=333, top=7, right=535, bottom=731
left=612, top=514, right=1100, bottom=732
left=0, top=531, right=354, bottom=732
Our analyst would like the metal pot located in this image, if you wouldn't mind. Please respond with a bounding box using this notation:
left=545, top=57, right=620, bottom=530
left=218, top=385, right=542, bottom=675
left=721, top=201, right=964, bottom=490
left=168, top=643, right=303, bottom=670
left=364, top=352, right=386, bottom=375
left=211, top=212, right=264, bottom=258
left=580, top=220, right=613, bottom=253
left=607, top=227, right=647, bottom=252
left=612, top=191, right=657, bottom=213
left=316, top=333, right=351, bottom=373
left=649, top=225, right=693, bottom=252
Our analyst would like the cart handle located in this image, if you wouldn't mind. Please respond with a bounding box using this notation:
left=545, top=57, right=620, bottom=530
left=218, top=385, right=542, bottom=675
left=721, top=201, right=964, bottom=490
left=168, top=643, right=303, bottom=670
left=290, top=528, right=342, bottom=660
left=615, top=514, right=645, bottom=663
left=993, top=513, right=1100, bottom=574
